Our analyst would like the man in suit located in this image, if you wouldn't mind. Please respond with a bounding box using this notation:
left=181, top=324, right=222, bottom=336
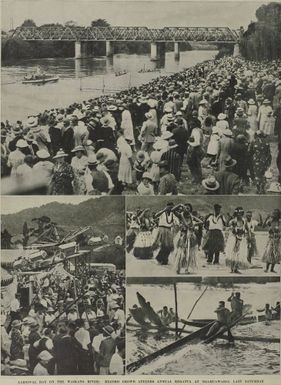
left=140, top=112, right=157, bottom=153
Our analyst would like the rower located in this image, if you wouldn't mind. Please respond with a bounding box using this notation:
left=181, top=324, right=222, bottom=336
left=157, top=306, right=172, bottom=326
left=227, top=292, right=244, bottom=319
left=257, top=303, right=272, bottom=324
left=272, top=301, right=280, bottom=317
left=205, top=301, right=234, bottom=343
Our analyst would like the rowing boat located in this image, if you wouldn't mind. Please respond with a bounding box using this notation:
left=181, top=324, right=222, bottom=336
left=183, top=312, right=280, bottom=328
left=22, top=76, right=59, bottom=84
left=127, top=305, right=251, bottom=373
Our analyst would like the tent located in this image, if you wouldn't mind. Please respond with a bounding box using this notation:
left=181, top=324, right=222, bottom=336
left=1, top=267, right=13, bottom=287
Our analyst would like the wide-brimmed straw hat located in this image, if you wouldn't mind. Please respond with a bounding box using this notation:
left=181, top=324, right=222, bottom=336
left=53, top=149, right=68, bottom=159
left=142, top=172, right=152, bottom=181
left=16, top=139, right=28, bottom=148
left=71, top=145, right=84, bottom=153
left=202, top=176, right=220, bottom=191
left=161, top=131, right=173, bottom=140
left=218, top=113, right=227, bottom=120
left=224, top=155, right=237, bottom=168
left=248, top=99, right=256, bottom=105
left=36, top=149, right=50, bottom=159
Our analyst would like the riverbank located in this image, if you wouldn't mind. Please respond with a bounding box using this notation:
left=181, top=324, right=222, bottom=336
left=1, top=50, right=217, bottom=122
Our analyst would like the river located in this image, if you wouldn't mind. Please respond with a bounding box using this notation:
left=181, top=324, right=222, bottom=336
left=1, top=50, right=216, bottom=122
left=126, top=282, right=280, bottom=375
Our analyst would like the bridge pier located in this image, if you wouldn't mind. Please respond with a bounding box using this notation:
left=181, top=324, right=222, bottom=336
left=75, top=41, right=93, bottom=59
left=106, top=41, right=114, bottom=56
left=174, top=42, right=180, bottom=60
left=150, top=42, right=158, bottom=61
left=233, top=43, right=240, bottom=57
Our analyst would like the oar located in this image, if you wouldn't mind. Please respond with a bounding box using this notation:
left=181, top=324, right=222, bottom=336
left=178, top=286, right=208, bottom=337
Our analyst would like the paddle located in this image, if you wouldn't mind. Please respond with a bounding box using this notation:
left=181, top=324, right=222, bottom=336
left=178, top=285, right=208, bottom=337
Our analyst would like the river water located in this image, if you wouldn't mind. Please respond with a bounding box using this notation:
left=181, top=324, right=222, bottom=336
left=126, top=282, right=280, bottom=375
left=1, top=50, right=216, bottom=122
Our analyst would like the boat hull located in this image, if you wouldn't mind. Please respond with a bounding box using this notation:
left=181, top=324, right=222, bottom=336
left=22, top=77, right=59, bottom=84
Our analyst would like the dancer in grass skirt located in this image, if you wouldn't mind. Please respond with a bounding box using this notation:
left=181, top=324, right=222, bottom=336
left=225, top=207, right=251, bottom=274
left=133, top=209, right=153, bottom=259
left=153, top=202, right=176, bottom=265
left=173, top=204, right=203, bottom=274
left=262, top=209, right=281, bottom=273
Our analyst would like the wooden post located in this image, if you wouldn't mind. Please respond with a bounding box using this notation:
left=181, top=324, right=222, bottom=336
left=173, top=282, right=179, bottom=339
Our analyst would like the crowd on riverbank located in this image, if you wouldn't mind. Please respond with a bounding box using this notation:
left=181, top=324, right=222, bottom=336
left=1, top=268, right=125, bottom=375
left=126, top=203, right=281, bottom=275
left=1, top=56, right=281, bottom=195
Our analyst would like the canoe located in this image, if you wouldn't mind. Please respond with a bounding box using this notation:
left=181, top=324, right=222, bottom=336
left=127, top=304, right=251, bottom=373
left=184, top=312, right=280, bottom=328
left=22, top=76, right=59, bottom=84
left=203, top=304, right=252, bottom=344
left=136, top=292, right=164, bottom=327
left=127, top=321, right=215, bottom=373
left=129, top=307, right=151, bottom=327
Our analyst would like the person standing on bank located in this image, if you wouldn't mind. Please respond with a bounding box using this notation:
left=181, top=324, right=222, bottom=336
left=203, top=204, right=226, bottom=264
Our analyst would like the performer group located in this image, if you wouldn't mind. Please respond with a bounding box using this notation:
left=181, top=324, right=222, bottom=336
left=126, top=204, right=281, bottom=274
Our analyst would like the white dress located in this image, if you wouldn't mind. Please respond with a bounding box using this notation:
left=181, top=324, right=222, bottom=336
left=117, top=137, right=132, bottom=184
left=121, top=110, right=135, bottom=145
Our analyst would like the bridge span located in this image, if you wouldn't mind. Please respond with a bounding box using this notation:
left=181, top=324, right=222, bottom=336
left=12, top=26, right=240, bottom=60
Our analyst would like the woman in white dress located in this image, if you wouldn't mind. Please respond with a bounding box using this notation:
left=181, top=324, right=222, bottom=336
left=247, top=99, right=258, bottom=141
left=117, top=132, right=133, bottom=186
left=71, top=146, right=88, bottom=194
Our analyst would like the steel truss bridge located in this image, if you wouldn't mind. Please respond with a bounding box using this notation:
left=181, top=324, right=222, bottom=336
left=12, top=26, right=239, bottom=43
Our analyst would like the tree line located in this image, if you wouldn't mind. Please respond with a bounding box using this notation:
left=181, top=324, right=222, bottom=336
left=240, top=2, right=281, bottom=60
left=1, top=18, right=191, bottom=61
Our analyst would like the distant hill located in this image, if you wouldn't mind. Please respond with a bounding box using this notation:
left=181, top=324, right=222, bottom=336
left=2, top=197, right=125, bottom=241
left=126, top=196, right=280, bottom=219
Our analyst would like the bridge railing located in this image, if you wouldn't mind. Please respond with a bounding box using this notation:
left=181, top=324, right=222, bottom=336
left=12, top=26, right=238, bottom=42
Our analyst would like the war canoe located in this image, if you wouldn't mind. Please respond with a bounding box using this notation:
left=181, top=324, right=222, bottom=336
left=136, top=292, right=164, bottom=327
left=127, top=305, right=252, bottom=373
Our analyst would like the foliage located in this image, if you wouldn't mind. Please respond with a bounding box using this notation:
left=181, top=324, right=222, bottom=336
left=91, top=19, right=110, bottom=27
left=240, top=2, right=281, bottom=60
left=21, top=19, right=36, bottom=27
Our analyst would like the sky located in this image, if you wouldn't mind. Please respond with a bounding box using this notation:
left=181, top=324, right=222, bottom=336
left=1, top=0, right=269, bottom=31
left=1, top=196, right=98, bottom=215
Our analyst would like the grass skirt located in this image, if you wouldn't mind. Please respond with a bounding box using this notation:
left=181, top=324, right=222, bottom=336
left=225, top=234, right=251, bottom=270
left=174, top=231, right=198, bottom=273
left=203, top=229, right=225, bottom=253
left=133, top=231, right=153, bottom=259
left=152, top=227, right=174, bottom=252
left=262, top=236, right=281, bottom=264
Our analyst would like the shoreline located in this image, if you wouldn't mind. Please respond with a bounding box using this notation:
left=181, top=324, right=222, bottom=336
left=2, top=50, right=217, bottom=123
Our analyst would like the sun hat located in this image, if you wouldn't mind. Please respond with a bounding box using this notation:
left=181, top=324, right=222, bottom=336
left=161, top=131, right=173, bottom=140
left=218, top=113, right=227, bottom=120
left=53, top=149, right=68, bottom=159
left=11, top=319, right=22, bottom=328
left=168, top=139, right=178, bottom=149
left=202, top=176, right=220, bottom=191
left=224, top=155, right=237, bottom=168
left=71, top=145, right=84, bottom=153
left=25, top=132, right=35, bottom=142
left=107, top=105, right=117, bottom=111
left=248, top=99, right=256, bottom=105
left=136, top=151, right=146, bottom=161
left=87, top=154, right=98, bottom=166
left=36, top=149, right=50, bottom=159
left=223, top=128, right=233, bottom=137
left=263, top=99, right=271, bottom=104
left=38, top=350, right=53, bottom=361
left=145, top=112, right=153, bottom=119
left=16, top=139, right=28, bottom=148
left=26, top=116, right=38, bottom=128
left=142, top=172, right=152, bottom=181
left=153, top=140, right=169, bottom=151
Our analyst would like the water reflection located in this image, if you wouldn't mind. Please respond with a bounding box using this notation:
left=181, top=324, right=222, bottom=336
left=2, top=50, right=216, bottom=121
